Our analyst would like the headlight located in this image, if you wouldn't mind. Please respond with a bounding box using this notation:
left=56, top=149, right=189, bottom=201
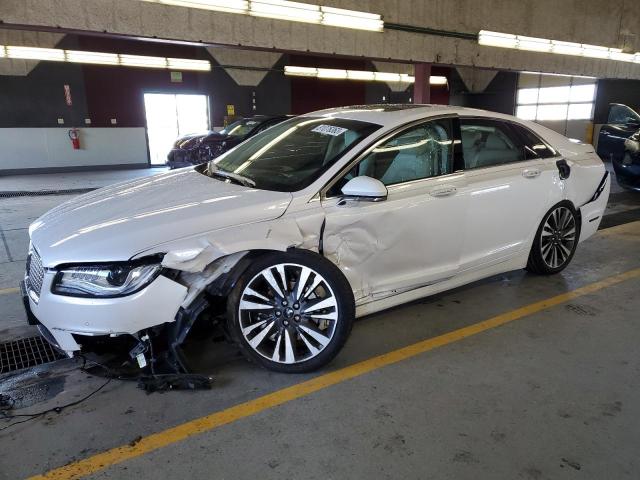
left=52, top=261, right=162, bottom=298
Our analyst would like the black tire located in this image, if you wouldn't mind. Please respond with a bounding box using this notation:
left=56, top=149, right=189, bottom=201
left=526, top=201, right=581, bottom=275
left=226, top=250, right=355, bottom=373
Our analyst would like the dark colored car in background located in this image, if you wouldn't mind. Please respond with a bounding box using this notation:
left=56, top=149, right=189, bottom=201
left=618, top=131, right=640, bottom=190
left=596, top=104, right=640, bottom=191
left=596, top=103, right=640, bottom=161
left=166, top=115, right=291, bottom=169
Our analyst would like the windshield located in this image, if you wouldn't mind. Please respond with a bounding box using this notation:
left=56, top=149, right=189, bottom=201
left=220, top=119, right=262, bottom=138
left=200, top=117, right=381, bottom=192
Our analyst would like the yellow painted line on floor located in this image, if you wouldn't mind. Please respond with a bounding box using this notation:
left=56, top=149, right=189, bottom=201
left=29, top=267, right=640, bottom=480
left=0, top=287, right=19, bottom=295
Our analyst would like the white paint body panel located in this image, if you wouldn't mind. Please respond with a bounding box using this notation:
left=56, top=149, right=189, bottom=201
left=26, top=106, right=608, bottom=353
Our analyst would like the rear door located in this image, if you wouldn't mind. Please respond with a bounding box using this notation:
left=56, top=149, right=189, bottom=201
left=458, top=117, right=559, bottom=272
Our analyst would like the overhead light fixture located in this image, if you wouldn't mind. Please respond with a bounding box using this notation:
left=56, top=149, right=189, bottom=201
left=285, top=65, right=447, bottom=85
left=284, top=66, right=446, bottom=85
left=119, top=54, right=168, bottom=69
left=66, top=50, right=120, bottom=65
left=283, top=65, right=316, bottom=76
left=317, top=68, right=348, bottom=79
left=319, top=6, right=383, bottom=31
left=138, top=0, right=383, bottom=31
left=429, top=75, right=448, bottom=85
left=167, top=57, right=212, bottom=71
left=346, top=70, right=375, bottom=81
left=0, top=45, right=211, bottom=71
left=6, top=46, right=66, bottom=62
left=250, top=0, right=321, bottom=23
left=479, top=30, right=640, bottom=63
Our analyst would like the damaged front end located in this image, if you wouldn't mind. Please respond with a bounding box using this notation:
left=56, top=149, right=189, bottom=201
left=76, top=252, right=251, bottom=379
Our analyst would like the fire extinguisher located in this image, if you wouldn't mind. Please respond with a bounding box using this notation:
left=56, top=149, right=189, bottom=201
left=68, top=128, right=80, bottom=150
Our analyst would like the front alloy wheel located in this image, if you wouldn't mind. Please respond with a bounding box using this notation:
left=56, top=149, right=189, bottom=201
left=527, top=202, right=580, bottom=275
left=227, top=251, right=354, bottom=373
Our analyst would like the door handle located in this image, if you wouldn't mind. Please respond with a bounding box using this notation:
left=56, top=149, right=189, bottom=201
left=429, top=186, right=457, bottom=197
left=522, top=168, right=541, bottom=179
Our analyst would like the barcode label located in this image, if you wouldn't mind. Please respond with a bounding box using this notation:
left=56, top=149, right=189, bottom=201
left=311, top=125, right=348, bottom=136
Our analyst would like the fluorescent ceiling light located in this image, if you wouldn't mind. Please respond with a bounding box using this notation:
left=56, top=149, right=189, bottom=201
left=0, top=45, right=211, bottom=71
left=250, top=0, right=321, bottom=23
left=284, top=65, right=316, bottom=76
left=119, top=54, right=167, bottom=68
left=66, top=50, right=119, bottom=65
left=317, top=68, right=348, bottom=79
left=138, top=0, right=383, bottom=31
left=167, top=57, right=211, bottom=71
left=479, top=30, right=640, bottom=63
left=7, top=46, right=66, bottom=61
left=347, top=70, right=375, bottom=81
left=320, top=6, right=383, bottom=31
left=429, top=75, right=448, bottom=85
left=372, top=71, right=400, bottom=82
left=284, top=66, right=448, bottom=85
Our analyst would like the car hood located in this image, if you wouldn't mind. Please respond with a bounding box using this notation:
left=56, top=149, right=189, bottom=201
left=30, top=169, right=293, bottom=267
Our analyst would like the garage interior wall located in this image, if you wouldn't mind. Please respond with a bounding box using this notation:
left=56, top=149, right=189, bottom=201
left=449, top=71, right=518, bottom=115
left=0, top=34, right=458, bottom=174
left=514, top=73, right=598, bottom=142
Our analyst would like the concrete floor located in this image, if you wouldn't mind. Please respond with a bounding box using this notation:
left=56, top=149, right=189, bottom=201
left=0, top=168, right=639, bottom=479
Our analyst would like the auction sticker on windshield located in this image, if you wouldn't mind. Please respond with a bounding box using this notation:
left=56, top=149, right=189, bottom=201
left=312, top=125, right=348, bottom=136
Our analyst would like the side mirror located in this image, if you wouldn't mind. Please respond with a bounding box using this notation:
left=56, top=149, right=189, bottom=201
left=341, top=176, right=388, bottom=202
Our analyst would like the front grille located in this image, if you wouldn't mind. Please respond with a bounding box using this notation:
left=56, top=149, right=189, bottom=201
left=0, top=336, right=64, bottom=374
left=26, top=249, right=45, bottom=297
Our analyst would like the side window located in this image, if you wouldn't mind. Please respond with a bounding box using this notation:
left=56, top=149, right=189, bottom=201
left=509, top=123, right=557, bottom=159
left=354, top=119, right=453, bottom=187
left=460, top=119, right=524, bottom=169
left=608, top=104, right=640, bottom=125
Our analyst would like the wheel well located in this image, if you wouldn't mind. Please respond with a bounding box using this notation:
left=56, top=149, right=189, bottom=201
left=205, top=248, right=324, bottom=298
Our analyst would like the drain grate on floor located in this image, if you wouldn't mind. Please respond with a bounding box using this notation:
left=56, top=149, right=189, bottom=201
left=0, top=336, right=64, bottom=374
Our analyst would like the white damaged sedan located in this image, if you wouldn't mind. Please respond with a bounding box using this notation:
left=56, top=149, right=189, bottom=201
left=22, top=105, right=610, bottom=373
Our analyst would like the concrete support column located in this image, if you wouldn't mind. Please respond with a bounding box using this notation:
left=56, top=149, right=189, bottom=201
left=413, top=63, right=431, bottom=104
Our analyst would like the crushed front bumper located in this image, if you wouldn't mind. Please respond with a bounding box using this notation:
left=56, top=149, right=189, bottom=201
left=23, top=272, right=188, bottom=355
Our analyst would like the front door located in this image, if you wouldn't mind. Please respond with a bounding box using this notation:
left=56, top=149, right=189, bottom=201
left=457, top=118, right=558, bottom=271
left=321, top=118, right=467, bottom=301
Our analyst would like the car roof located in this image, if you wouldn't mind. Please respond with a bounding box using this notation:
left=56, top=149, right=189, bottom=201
left=301, top=104, right=523, bottom=128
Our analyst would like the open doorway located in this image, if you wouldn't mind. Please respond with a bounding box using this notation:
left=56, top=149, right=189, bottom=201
left=143, top=93, right=210, bottom=165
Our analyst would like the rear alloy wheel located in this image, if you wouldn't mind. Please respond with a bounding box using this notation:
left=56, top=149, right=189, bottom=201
left=227, top=251, right=354, bottom=373
left=527, top=203, right=580, bottom=275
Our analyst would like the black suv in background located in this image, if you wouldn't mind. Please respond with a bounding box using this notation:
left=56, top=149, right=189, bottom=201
left=167, top=115, right=291, bottom=169
left=596, top=104, right=640, bottom=191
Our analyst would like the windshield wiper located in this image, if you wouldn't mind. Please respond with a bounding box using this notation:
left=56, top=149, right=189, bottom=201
left=206, top=164, right=256, bottom=188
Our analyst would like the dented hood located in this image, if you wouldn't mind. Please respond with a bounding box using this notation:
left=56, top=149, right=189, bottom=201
left=30, top=168, right=292, bottom=267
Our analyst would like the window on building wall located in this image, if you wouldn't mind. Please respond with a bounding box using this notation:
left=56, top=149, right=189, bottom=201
left=515, top=75, right=596, bottom=122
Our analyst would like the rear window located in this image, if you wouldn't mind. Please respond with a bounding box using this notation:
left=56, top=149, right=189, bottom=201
left=508, top=123, right=558, bottom=159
